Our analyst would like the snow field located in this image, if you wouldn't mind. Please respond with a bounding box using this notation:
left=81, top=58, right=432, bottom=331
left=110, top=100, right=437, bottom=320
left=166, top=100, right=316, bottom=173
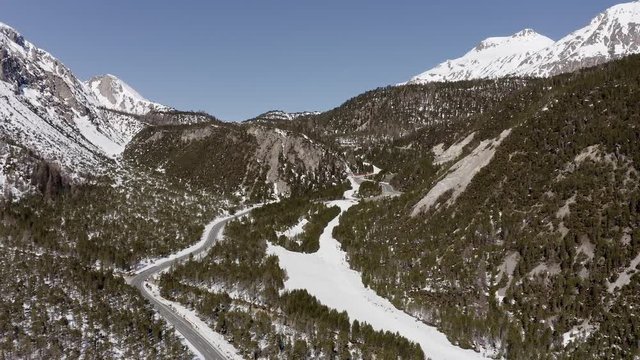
left=268, top=175, right=487, bottom=359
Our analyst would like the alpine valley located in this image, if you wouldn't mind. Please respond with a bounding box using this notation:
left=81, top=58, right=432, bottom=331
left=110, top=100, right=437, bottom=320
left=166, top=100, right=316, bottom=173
left=1, top=2, right=640, bottom=360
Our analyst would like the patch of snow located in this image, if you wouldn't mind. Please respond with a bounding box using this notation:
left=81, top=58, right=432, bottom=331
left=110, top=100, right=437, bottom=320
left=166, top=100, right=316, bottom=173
left=495, top=252, right=519, bottom=304
left=556, top=194, right=576, bottom=238
left=574, top=145, right=601, bottom=164
left=556, top=194, right=577, bottom=219
left=576, top=237, right=595, bottom=261
left=607, top=251, right=640, bottom=293
left=527, top=262, right=561, bottom=278
left=75, top=115, right=124, bottom=157
left=362, top=161, right=382, bottom=175
left=276, top=218, right=309, bottom=239
left=562, top=320, right=598, bottom=347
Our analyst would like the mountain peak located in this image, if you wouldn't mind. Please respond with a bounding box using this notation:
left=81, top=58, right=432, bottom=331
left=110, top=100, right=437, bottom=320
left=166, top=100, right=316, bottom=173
left=85, top=74, right=167, bottom=115
left=407, top=30, right=553, bottom=84
left=513, top=1, right=640, bottom=78
left=586, top=1, right=640, bottom=27
left=406, top=1, right=640, bottom=84
left=512, top=28, right=539, bottom=38
left=473, top=29, right=551, bottom=52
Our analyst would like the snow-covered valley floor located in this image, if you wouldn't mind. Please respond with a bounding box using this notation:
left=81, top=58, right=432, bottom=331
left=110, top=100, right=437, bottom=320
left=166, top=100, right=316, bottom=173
left=268, top=175, right=487, bottom=360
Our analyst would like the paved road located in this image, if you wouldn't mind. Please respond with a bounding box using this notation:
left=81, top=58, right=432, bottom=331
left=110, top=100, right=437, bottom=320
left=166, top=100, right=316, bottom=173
left=127, top=173, right=396, bottom=359
left=128, top=208, right=254, bottom=360
left=353, top=175, right=402, bottom=200
left=379, top=182, right=402, bottom=198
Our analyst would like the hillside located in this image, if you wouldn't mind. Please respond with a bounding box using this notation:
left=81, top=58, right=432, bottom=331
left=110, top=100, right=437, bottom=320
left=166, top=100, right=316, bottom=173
left=332, top=55, right=640, bottom=358
left=125, top=119, right=347, bottom=201
left=3, top=4, right=640, bottom=359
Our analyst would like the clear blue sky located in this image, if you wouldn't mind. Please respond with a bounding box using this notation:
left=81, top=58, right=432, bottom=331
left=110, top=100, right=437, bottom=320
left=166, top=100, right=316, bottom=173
left=2, top=1, right=625, bottom=120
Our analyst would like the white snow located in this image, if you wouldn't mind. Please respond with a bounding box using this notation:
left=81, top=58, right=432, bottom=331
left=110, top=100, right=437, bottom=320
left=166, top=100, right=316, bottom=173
left=494, top=252, right=520, bottom=304
left=145, top=282, right=243, bottom=360
left=75, top=116, right=124, bottom=157
left=607, top=251, right=640, bottom=293
left=0, top=23, right=150, bottom=175
left=412, top=129, right=511, bottom=216
left=562, top=320, right=598, bottom=347
left=268, top=175, right=487, bottom=360
left=432, top=132, right=476, bottom=165
left=405, top=2, right=640, bottom=83
left=406, top=29, right=554, bottom=84
left=276, top=218, right=309, bottom=239
left=517, top=1, right=640, bottom=78
left=85, top=74, right=167, bottom=115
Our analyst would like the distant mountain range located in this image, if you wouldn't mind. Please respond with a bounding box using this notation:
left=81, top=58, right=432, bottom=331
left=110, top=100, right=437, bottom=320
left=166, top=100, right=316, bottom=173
left=406, top=1, right=640, bottom=84
left=1, top=0, right=640, bottom=190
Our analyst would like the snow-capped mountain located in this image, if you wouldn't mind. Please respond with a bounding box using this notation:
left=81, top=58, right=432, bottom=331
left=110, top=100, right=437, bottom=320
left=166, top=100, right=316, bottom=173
left=517, top=1, right=640, bottom=77
left=85, top=74, right=169, bottom=115
left=0, top=21, right=149, bottom=177
left=407, top=29, right=554, bottom=83
left=407, top=1, right=640, bottom=84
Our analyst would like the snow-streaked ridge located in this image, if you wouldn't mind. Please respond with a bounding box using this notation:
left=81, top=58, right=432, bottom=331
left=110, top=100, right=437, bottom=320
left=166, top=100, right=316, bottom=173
left=0, top=20, right=153, bottom=178
left=406, top=2, right=640, bottom=84
left=407, top=29, right=554, bottom=84
left=517, top=1, right=640, bottom=77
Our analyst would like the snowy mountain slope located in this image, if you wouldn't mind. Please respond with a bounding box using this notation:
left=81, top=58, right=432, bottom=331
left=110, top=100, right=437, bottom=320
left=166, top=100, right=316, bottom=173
left=517, top=1, right=640, bottom=77
left=0, top=21, right=147, bottom=174
left=406, top=1, right=640, bottom=83
left=407, top=29, right=554, bottom=84
left=85, top=74, right=169, bottom=115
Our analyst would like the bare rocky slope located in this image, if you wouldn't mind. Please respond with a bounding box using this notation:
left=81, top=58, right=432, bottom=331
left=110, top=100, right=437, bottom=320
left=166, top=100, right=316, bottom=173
left=124, top=118, right=347, bottom=201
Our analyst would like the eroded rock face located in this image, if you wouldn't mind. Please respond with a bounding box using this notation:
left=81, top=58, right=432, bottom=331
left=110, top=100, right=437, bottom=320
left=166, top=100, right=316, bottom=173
left=247, top=125, right=346, bottom=197
left=180, top=126, right=214, bottom=142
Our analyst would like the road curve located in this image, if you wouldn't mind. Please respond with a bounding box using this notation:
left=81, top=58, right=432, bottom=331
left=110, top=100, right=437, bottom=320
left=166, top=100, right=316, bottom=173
left=127, top=174, right=395, bottom=359
left=128, top=208, right=255, bottom=360
left=353, top=175, right=402, bottom=200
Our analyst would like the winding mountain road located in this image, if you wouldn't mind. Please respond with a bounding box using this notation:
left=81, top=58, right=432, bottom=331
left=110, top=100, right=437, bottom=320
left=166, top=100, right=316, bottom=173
left=128, top=208, right=254, bottom=360
left=126, top=172, right=398, bottom=360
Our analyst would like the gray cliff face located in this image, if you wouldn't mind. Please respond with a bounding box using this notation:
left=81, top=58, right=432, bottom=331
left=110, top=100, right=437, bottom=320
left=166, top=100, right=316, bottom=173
left=247, top=125, right=346, bottom=197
